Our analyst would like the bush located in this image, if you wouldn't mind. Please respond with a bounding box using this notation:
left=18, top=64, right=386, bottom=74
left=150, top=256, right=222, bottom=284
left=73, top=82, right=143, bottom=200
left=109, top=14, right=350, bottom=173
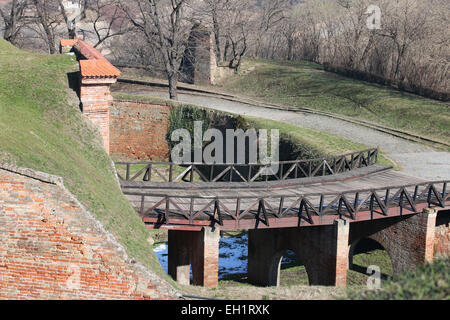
left=348, top=258, right=450, bottom=300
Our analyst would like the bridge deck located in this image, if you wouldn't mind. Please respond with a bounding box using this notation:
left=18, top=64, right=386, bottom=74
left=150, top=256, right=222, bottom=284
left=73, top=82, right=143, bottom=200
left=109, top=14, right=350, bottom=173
left=121, top=165, right=449, bottom=231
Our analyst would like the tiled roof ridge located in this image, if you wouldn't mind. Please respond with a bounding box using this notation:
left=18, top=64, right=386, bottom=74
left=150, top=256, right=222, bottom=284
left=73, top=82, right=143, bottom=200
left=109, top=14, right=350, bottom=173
left=61, top=39, right=121, bottom=79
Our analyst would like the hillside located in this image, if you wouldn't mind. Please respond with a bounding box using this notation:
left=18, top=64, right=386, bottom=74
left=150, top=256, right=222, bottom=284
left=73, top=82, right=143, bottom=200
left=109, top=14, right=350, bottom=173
left=217, top=59, right=449, bottom=147
left=0, top=39, right=171, bottom=283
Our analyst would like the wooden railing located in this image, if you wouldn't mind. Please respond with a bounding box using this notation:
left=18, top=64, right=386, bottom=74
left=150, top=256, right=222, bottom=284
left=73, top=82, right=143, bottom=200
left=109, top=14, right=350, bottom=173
left=116, top=148, right=379, bottom=183
left=124, top=180, right=449, bottom=228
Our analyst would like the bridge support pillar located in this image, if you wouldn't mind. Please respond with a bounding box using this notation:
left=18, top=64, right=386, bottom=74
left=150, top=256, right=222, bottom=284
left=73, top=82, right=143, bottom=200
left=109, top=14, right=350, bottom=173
left=349, top=208, right=437, bottom=276
left=168, top=227, right=220, bottom=287
left=248, top=219, right=349, bottom=287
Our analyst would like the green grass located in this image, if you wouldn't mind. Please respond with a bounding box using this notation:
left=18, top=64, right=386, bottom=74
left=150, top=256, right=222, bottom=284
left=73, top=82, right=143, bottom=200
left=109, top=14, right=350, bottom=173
left=112, top=92, right=394, bottom=167
left=217, top=59, right=450, bottom=148
left=348, top=257, right=450, bottom=300
left=0, top=40, right=173, bottom=284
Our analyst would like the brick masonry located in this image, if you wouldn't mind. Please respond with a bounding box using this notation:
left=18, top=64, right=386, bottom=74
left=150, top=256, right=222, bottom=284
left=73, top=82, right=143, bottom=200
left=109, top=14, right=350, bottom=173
left=110, top=100, right=171, bottom=161
left=434, top=210, right=450, bottom=258
left=247, top=220, right=349, bottom=287
left=349, top=209, right=438, bottom=276
left=247, top=209, right=443, bottom=287
left=61, top=39, right=121, bottom=155
left=168, top=227, right=220, bottom=287
left=79, top=81, right=115, bottom=154
left=0, top=165, right=179, bottom=300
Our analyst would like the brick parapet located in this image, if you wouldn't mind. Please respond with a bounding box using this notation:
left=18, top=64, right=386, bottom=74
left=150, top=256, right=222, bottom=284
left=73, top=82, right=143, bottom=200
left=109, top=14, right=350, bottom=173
left=61, top=39, right=120, bottom=154
left=110, top=100, right=171, bottom=161
left=0, top=164, right=179, bottom=300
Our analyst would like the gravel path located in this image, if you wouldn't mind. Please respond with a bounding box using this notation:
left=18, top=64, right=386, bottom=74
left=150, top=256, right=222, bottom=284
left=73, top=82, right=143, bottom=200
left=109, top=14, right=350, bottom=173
left=114, top=87, right=450, bottom=180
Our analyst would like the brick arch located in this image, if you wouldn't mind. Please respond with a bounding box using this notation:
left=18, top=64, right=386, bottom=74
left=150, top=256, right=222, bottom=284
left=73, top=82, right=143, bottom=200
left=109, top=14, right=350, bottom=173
left=348, top=210, right=437, bottom=277
left=248, top=221, right=349, bottom=287
left=267, top=249, right=310, bottom=287
left=348, top=237, right=393, bottom=274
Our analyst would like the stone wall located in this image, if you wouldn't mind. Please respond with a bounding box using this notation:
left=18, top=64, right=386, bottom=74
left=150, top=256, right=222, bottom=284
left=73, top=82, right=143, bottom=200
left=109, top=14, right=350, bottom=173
left=0, top=165, right=179, bottom=300
left=110, top=100, right=171, bottom=161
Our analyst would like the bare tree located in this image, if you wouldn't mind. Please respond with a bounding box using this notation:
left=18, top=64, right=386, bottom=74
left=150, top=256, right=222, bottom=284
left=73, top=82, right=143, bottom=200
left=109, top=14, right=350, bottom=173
left=0, top=0, right=29, bottom=44
left=253, top=0, right=288, bottom=58
left=199, top=0, right=226, bottom=63
left=81, top=0, right=131, bottom=48
left=31, top=0, right=62, bottom=54
left=121, top=0, right=194, bottom=100
left=218, top=0, right=254, bottom=69
left=199, top=0, right=262, bottom=68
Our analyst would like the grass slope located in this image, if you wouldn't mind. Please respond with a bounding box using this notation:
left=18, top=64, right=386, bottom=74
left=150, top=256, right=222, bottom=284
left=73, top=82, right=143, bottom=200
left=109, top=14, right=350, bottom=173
left=348, top=257, right=449, bottom=300
left=0, top=40, right=171, bottom=283
left=217, top=59, right=449, bottom=147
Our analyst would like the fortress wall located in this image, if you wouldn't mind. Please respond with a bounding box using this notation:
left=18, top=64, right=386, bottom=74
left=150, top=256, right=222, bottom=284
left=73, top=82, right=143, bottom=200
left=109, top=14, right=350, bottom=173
left=110, top=100, right=171, bottom=161
left=0, top=165, right=178, bottom=300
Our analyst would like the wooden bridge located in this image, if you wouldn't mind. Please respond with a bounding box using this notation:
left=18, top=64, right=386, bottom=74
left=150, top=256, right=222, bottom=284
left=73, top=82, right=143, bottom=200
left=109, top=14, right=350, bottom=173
left=115, top=148, right=449, bottom=287
left=116, top=148, right=449, bottom=231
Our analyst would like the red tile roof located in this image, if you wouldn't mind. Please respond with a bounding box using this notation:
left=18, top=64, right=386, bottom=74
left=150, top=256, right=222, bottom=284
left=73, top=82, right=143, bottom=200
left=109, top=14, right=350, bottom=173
left=61, top=39, right=79, bottom=47
left=74, top=40, right=108, bottom=61
left=80, top=60, right=121, bottom=78
left=60, top=39, right=121, bottom=79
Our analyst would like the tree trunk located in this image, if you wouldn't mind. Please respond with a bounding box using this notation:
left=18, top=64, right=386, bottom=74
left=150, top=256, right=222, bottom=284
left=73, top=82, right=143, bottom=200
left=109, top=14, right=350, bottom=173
left=168, top=73, right=178, bottom=101
left=33, top=0, right=56, bottom=54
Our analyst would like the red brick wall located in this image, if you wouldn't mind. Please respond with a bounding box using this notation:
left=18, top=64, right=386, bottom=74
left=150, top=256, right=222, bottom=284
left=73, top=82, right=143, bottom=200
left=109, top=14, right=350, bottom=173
left=110, top=100, right=171, bottom=161
left=80, top=82, right=115, bottom=154
left=0, top=166, right=178, bottom=300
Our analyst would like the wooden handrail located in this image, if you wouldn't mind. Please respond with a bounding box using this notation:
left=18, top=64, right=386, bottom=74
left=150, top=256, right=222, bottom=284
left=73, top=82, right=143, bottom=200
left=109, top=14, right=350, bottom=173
left=116, top=148, right=379, bottom=183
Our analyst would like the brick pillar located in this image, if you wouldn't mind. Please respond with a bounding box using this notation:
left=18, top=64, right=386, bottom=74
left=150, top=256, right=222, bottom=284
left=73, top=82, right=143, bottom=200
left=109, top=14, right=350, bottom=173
left=168, top=231, right=191, bottom=285
left=248, top=220, right=350, bottom=287
left=80, top=78, right=116, bottom=154
left=60, top=39, right=121, bottom=155
left=334, top=219, right=350, bottom=286
left=434, top=209, right=449, bottom=258
left=168, top=227, right=220, bottom=287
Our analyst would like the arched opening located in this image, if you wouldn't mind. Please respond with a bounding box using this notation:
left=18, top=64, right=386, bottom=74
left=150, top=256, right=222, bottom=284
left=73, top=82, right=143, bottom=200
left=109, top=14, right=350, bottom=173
left=348, top=238, right=393, bottom=285
left=269, top=249, right=309, bottom=287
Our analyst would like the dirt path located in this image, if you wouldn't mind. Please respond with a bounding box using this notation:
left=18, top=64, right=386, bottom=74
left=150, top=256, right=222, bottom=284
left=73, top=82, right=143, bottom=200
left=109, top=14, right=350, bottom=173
left=113, top=86, right=450, bottom=181
left=181, top=284, right=348, bottom=300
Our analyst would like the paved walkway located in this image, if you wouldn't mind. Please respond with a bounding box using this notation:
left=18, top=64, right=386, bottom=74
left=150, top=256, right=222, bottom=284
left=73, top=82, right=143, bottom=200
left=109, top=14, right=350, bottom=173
left=113, top=86, right=450, bottom=181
